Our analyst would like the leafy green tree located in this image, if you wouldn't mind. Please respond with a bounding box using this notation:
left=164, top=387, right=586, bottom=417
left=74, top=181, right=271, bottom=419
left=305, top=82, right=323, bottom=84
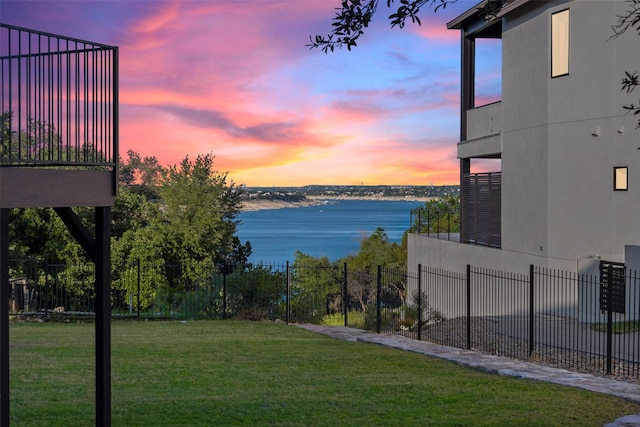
left=157, top=153, right=250, bottom=271
left=344, top=227, right=404, bottom=272
left=341, top=228, right=405, bottom=312
left=111, top=200, right=168, bottom=310
left=111, top=187, right=153, bottom=240
left=112, top=153, right=251, bottom=302
left=0, top=112, right=14, bottom=159
left=290, top=251, right=342, bottom=323
left=119, top=149, right=162, bottom=199
left=9, top=208, right=90, bottom=264
left=410, top=195, right=459, bottom=234
left=4, top=119, right=252, bottom=312
left=1, top=113, right=106, bottom=164
left=226, top=266, right=286, bottom=320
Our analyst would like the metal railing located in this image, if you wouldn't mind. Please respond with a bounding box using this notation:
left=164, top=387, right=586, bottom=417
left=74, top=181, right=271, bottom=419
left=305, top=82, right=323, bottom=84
left=7, top=258, right=640, bottom=382
left=0, top=24, right=117, bottom=170
left=410, top=206, right=459, bottom=241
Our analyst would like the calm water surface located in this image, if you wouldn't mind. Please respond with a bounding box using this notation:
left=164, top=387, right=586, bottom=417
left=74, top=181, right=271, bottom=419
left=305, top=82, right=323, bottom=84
left=237, top=200, right=422, bottom=264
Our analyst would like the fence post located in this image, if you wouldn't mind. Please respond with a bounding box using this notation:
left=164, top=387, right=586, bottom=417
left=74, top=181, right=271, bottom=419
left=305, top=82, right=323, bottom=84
left=137, top=259, right=141, bottom=319
left=376, top=265, right=382, bottom=334
left=222, top=270, right=227, bottom=320
left=286, top=261, right=290, bottom=325
left=343, top=263, right=348, bottom=327
left=606, top=264, right=613, bottom=375
left=466, top=264, right=471, bottom=350
left=0, top=209, right=9, bottom=427
left=417, top=264, right=422, bottom=341
left=45, top=257, right=50, bottom=319
left=529, top=264, right=534, bottom=356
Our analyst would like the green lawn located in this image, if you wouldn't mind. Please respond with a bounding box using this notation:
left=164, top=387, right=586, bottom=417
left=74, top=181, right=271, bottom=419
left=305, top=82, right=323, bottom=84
left=9, top=320, right=640, bottom=426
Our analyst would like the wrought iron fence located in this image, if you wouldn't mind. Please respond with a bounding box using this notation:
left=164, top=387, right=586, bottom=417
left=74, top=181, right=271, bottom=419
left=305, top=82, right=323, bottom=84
left=7, top=258, right=640, bottom=381
left=407, top=264, right=640, bottom=381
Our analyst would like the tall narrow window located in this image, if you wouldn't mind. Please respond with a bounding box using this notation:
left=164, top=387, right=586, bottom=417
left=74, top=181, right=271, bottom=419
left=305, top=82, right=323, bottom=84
left=614, top=167, right=628, bottom=191
left=551, top=9, right=569, bottom=77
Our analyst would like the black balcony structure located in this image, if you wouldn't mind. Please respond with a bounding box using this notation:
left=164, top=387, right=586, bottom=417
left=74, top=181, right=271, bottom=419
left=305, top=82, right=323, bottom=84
left=449, top=6, right=503, bottom=249
left=0, top=24, right=118, bottom=426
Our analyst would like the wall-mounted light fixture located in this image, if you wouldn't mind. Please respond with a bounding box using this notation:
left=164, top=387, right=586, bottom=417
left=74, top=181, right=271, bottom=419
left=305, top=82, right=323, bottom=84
left=591, top=127, right=601, bottom=137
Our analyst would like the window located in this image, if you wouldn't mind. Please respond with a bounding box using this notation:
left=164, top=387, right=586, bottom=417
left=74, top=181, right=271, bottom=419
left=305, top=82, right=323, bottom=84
left=614, top=167, right=628, bottom=191
left=551, top=9, right=569, bottom=77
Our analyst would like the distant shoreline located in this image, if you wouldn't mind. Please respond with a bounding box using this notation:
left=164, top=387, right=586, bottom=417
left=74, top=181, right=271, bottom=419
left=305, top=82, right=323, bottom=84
left=240, top=196, right=430, bottom=212
left=240, top=199, right=322, bottom=212
left=307, top=195, right=433, bottom=202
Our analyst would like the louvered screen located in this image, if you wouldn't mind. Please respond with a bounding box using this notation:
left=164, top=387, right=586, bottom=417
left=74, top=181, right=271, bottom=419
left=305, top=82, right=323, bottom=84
left=462, top=172, right=501, bottom=247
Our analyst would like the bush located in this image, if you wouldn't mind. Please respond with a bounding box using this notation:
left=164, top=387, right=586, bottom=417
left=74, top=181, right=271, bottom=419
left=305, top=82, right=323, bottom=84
left=321, top=311, right=365, bottom=329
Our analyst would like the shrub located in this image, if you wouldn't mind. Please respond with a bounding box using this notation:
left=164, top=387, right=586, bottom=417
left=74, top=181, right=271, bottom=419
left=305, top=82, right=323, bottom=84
left=321, top=311, right=365, bottom=329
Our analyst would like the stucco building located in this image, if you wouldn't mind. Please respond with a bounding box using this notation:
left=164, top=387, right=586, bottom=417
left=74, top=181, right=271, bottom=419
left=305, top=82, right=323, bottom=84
left=409, top=0, right=640, bottom=277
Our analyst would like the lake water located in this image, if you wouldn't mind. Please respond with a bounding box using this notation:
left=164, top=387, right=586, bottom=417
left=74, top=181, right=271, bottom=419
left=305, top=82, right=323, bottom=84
left=237, top=200, right=422, bottom=264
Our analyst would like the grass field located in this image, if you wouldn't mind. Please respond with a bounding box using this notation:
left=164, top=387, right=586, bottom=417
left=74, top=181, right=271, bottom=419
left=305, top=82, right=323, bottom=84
left=9, top=320, right=640, bottom=426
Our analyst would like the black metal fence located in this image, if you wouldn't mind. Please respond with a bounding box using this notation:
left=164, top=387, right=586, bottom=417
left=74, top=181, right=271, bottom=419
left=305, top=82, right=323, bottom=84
left=7, top=258, right=640, bottom=381
left=0, top=24, right=117, bottom=168
left=407, top=264, right=640, bottom=381
left=410, top=206, right=459, bottom=241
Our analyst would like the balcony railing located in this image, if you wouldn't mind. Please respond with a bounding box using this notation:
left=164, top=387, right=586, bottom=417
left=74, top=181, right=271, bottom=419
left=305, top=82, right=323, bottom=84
left=0, top=24, right=117, bottom=169
left=466, top=100, right=502, bottom=141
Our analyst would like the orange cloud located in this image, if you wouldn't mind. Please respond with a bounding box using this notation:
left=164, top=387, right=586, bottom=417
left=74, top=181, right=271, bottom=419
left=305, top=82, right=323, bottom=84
left=98, top=1, right=468, bottom=186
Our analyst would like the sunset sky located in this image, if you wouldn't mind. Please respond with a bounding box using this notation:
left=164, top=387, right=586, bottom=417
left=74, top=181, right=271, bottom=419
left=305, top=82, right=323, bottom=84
left=1, top=0, right=500, bottom=186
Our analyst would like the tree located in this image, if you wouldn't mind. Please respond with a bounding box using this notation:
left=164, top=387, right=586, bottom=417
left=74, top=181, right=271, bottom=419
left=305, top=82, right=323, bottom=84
left=157, top=153, right=251, bottom=271
left=119, top=149, right=162, bottom=199
left=308, top=0, right=503, bottom=52
left=9, top=207, right=91, bottom=264
left=111, top=153, right=252, bottom=307
left=290, top=251, right=342, bottom=323
left=0, top=112, right=13, bottom=158
left=113, top=153, right=251, bottom=279
left=342, top=227, right=406, bottom=312
left=344, top=227, right=404, bottom=271
left=410, top=195, right=459, bottom=234
left=612, top=0, right=640, bottom=127
left=226, top=265, right=286, bottom=320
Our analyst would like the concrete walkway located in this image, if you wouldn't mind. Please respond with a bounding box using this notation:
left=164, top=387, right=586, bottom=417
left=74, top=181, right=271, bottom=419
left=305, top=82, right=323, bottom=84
left=295, top=324, right=640, bottom=427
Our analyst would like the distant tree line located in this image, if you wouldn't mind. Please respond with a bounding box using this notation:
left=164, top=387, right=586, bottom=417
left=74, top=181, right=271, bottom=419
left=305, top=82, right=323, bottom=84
left=245, top=184, right=459, bottom=200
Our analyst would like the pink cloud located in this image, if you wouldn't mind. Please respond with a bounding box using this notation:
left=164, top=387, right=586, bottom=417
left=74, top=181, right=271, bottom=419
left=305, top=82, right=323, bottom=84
left=2, top=0, right=464, bottom=186
left=411, top=24, right=460, bottom=44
